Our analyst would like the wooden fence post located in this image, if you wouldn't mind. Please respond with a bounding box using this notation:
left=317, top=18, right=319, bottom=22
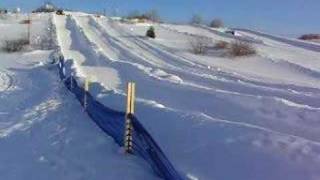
left=27, top=14, right=31, bottom=44
left=84, top=77, right=90, bottom=110
left=124, top=82, right=135, bottom=153
left=70, top=73, right=74, bottom=89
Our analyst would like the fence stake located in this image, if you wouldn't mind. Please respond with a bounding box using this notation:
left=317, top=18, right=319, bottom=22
left=70, top=73, right=74, bottom=89
left=130, top=83, right=135, bottom=114
left=84, top=77, right=90, bottom=110
left=125, top=82, right=135, bottom=153
left=27, top=14, right=31, bottom=44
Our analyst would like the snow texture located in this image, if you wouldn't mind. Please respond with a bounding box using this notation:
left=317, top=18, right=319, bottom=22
left=1, top=11, right=320, bottom=180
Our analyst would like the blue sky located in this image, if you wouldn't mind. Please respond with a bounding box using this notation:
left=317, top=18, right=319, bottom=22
left=1, top=0, right=319, bottom=36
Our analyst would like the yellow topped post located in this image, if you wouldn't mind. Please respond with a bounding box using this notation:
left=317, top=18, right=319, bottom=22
left=28, top=14, right=31, bottom=44
left=126, top=83, right=132, bottom=114
left=130, top=83, right=135, bottom=114
left=84, top=77, right=90, bottom=110
left=84, top=78, right=90, bottom=92
left=70, top=73, right=74, bottom=89
left=124, top=82, right=136, bottom=153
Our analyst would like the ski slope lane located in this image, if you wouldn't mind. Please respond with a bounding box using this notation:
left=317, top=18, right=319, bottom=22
left=108, top=19, right=320, bottom=106
left=54, top=15, right=120, bottom=90
left=93, top=17, right=317, bottom=95
left=160, top=24, right=320, bottom=89
left=0, top=50, right=157, bottom=180
left=48, top=16, right=157, bottom=179
left=235, top=28, right=320, bottom=52
left=52, top=13, right=320, bottom=180
left=70, top=14, right=320, bottom=145
left=232, top=29, right=320, bottom=76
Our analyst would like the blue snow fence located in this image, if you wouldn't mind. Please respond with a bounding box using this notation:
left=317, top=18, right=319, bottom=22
left=57, top=57, right=183, bottom=180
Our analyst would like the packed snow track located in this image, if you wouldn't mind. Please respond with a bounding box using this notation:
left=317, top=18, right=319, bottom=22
left=0, top=13, right=157, bottom=180
left=1, top=11, right=320, bottom=180
left=52, top=12, right=320, bottom=180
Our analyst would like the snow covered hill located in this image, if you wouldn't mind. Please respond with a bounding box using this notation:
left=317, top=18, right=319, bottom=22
left=0, top=14, right=156, bottom=180
left=1, top=12, right=320, bottom=180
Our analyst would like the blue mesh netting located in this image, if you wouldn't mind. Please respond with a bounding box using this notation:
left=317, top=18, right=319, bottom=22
left=57, top=57, right=183, bottom=180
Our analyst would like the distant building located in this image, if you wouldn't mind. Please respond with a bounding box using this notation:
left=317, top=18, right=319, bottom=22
left=110, top=17, right=122, bottom=21
left=126, top=18, right=151, bottom=24
left=33, top=2, right=57, bottom=13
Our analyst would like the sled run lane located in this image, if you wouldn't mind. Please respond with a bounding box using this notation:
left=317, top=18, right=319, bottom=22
left=52, top=13, right=320, bottom=180
left=0, top=14, right=156, bottom=180
left=234, top=28, right=320, bottom=52
left=161, top=24, right=320, bottom=85
left=229, top=28, right=320, bottom=75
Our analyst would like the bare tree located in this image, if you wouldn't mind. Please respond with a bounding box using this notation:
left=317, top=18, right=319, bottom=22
left=190, top=14, right=203, bottom=25
left=3, top=39, right=29, bottom=52
left=145, top=9, right=160, bottom=22
left=210, top=18, right=224, bottom=28
left=299, top=34, right=320, bottom=41
left=189, top=36, right=211, bottom=54
left=214, top=40, right=229, bottom=49
left=127, top=10, right=141, bottom=19
left=127, top=9, right=160, bottom=22
left=229, top=40, right=256, bottom=56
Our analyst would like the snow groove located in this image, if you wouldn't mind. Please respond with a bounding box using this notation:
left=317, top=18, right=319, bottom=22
left=77, top=16, right=184, bottom=84
left=0, top=99, right=60, bottom=138
left=235, top=28, right=320, bottom=52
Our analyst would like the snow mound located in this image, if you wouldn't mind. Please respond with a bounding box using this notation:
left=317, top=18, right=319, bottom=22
left=134, top=64, right=183, bottom=84
left=151, top=69, right=183, bottom=84
left=51, top=12, right=320, bottom=180
left=0, top=70, right=14, bottom=92
left=276, top=98, right=320, bottom=110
